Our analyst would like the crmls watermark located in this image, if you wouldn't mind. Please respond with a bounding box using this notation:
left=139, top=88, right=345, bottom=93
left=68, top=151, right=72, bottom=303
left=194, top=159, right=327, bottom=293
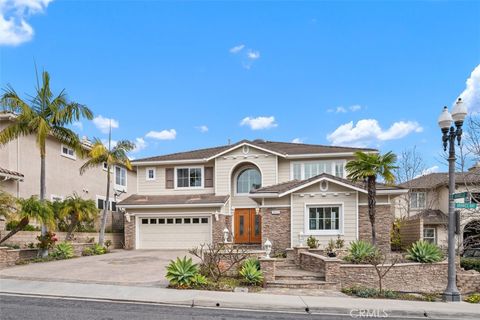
left=349, top=309, right=389, bottom=318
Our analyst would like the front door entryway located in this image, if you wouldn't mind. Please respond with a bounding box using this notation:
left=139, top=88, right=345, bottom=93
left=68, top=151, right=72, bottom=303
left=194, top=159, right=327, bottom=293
left=234, top=208, right=261, bottom=244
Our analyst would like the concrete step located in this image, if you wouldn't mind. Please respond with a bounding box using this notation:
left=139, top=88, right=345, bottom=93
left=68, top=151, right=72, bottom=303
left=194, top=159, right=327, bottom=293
left=275, top=269, right=324, bottom=281
left=266, top=279, right=338, bottom=290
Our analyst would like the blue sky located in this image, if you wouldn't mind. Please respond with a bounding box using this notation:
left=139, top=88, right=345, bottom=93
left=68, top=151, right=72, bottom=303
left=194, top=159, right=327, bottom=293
left=1, top=0, right=479, bottom=173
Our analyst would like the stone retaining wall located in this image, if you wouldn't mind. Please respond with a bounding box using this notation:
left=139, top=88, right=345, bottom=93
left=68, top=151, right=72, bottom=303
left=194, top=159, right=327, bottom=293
left=0, top=231, right=123, bottom=249
left=457, top=268, right=480, bottom=294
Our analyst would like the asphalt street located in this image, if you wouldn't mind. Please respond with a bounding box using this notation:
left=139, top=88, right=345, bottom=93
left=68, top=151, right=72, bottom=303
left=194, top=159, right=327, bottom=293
left=0, top=294, right=439, bottom=320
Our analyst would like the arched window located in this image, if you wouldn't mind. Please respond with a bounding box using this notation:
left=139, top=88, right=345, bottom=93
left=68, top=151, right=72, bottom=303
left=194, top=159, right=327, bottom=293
left=237, top=168, right=261, bottom=194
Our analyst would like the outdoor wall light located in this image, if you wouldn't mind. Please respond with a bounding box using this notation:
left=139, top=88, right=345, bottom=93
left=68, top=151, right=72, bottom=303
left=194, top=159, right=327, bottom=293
left=255, top=207, right=260, bottom=215
left=223, top=228, right=229, bottom=243
left=264, top=239, right=272, bottom=258
left=298, top=231, right=304, bottom=246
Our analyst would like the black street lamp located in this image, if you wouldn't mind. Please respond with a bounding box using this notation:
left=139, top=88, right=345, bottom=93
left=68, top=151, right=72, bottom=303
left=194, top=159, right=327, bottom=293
left=437, top=98, right=467, bottom=302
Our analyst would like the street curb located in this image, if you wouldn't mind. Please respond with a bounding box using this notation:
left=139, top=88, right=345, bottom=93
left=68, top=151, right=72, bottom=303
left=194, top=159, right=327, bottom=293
left=1, top=290, right=479, bottom=320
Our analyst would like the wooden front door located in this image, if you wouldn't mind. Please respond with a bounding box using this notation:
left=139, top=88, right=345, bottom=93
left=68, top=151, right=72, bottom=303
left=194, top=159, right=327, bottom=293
left=234, top=208, right=262, bottom=244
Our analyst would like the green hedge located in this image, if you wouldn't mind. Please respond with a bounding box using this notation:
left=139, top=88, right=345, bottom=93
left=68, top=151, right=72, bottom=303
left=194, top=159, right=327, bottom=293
left=6, top=220, right=41, bottom=231
left=460, top=257, right=480, bottom=272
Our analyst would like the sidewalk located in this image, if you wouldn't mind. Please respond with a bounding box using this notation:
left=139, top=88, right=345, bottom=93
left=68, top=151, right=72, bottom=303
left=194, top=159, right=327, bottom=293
left=1, top=279, right=478, bottom=319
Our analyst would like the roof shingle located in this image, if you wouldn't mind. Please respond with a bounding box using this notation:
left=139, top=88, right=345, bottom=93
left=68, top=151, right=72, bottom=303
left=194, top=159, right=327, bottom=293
left=118, top=194, right=229, bottom=206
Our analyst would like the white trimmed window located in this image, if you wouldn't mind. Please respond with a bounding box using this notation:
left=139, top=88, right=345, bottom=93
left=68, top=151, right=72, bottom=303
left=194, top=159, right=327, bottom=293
left=292, top=160, right=346, bottom=180
left=146, top=167, right=156, bottom=181
left=306, top=205, right=342, bottom=235
left=423, top=227, right=436, bottom=244
left=236, top=168, right=262, bottom=194
left=96, top=196, right=117, bottom=212
left=410, top=192, right=426, bottom=209
left=60, top=144, right=76, bottom=160
left=175, top=167, right=203, bottom=188
left=115, top=166, right=127, bottom=190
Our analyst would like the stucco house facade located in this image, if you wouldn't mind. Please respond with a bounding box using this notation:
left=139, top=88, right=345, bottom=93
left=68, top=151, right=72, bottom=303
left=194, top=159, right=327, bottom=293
left=396, top=167, right=480, bottom=249
left=119, top=140, right=406, bottom=252
left=0, top=112, right=137, bottom=230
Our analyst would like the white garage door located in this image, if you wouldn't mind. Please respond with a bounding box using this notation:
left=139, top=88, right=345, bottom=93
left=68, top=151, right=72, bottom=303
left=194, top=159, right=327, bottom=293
left=138, top=216, right=211, bottom=249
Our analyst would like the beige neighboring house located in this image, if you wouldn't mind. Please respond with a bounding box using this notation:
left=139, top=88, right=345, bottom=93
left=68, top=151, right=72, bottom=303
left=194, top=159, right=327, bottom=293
left=396, top=166, right=480, bottom=249
left=0, top=112, right=137, bottom=231
left=118, top=139, right=406, bottom=252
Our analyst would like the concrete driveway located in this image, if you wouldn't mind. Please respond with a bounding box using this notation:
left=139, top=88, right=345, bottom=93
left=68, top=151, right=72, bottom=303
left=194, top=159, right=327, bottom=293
left=0, top=250, right=195, bottom=287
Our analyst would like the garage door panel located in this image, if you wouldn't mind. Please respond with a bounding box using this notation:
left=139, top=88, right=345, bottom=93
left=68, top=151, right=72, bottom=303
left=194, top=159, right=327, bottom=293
left=138, top=216, right=211, bottom=249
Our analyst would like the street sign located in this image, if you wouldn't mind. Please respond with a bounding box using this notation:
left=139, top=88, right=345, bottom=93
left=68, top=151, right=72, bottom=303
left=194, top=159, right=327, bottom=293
left=455, top=203, right=477, bottom=209
left=451, top=192, right=468, bottom=199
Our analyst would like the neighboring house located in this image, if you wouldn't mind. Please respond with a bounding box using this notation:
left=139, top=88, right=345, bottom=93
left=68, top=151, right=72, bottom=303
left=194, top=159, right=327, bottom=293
left=118, top=139, right=406, bottom=252
left=396, top=166, right=480, bottom=249
left=0, top=112, right=137, bottom=230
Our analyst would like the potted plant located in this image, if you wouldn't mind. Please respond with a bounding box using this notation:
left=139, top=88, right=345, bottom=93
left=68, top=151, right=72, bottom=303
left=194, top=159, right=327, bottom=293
left=306, top=235, right=319, bottom=249
left=326, top=239, right=337, bottom=257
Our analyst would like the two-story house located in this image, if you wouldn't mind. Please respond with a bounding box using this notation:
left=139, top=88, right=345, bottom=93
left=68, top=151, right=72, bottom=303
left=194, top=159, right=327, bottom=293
left=396, top=166, right=480, bottom=249
left=0, top=112, right=137, bottom=231
left=119, top=140, right=406, bottom=252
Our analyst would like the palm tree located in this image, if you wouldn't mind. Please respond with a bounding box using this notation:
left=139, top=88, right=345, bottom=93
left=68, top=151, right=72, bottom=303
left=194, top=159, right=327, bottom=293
left=0, top=196, right=55, bottom=245
left=0, top=70, right=93, bottom=254
left=59, top=193, right=99, bottom=241
left=346, top=151, right=397, bottom=246
left=80, top=138, right=134, bottom=246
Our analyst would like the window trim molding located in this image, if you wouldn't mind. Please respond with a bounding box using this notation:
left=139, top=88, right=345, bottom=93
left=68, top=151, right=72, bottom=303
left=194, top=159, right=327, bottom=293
left=60, top=144, right=76, bottom=160
left=290, top=160, right=346, bottom=180
left=234, top=166, right=263, bottom=196
left=146, top=167, right=156, bottom=181
left=423, top=226, right=436, bottom=244
left=96, top=195, right=117, bottom=212
left=303, top=202, right=344, bottom=236
left=174, top=165, right=204, bottom=189
left=410, top=191, right=426, bottom=209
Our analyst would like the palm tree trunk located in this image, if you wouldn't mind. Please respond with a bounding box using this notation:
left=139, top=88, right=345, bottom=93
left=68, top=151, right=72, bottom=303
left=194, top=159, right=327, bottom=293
left=0, top=217, right=29, bottom=245
left=367, top=176, right=377, bottom=246
left=65, top=214, right=78, bottom=241
left=39, top=153, right=48, bottom=258
left=99, top=168, right=110, bottom=246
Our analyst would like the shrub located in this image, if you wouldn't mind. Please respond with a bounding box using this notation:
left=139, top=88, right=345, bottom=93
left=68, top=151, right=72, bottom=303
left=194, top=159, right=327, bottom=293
left=6, top=220, right=40, bottom=231
left=239, top=259, right=263, bottom=286
left=465, top=293, right=480, bottom=304
left=82, top=247, right=94, bottom=256
left=104, top=240, right=113, bottom=249
left=461, top=257, right=480, bottom=272
left=51, top=242, right=74, bottom=259
left=306, top=235, right=319, bottom=249
left=191, top=273, right=208, bottom=287
left=165, top=257, right=198, bottom=287
left=36, top=232, right=58, bottom=250
left=92, top=243, right=107, bottom=255
left=335, top=236, right=345, bottom=249
left=406, top=241, right=443, bottom=263
left=345, top=240, right=378, bottom=264
left=326, top=239, right=337, bottom=257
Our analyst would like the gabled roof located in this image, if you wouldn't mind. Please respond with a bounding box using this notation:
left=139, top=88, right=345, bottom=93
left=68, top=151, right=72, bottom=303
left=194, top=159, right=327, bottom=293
left=409, top=209, right=448, bottom=225
left=251, top=173, right=406, bottom=198
left=0, top=167, right=24, bottom=181
left=117, top=193, right=229, bottom=208
left=399, top=168, right=480, bottom=189
left=132, top=139, right=377, bottom=164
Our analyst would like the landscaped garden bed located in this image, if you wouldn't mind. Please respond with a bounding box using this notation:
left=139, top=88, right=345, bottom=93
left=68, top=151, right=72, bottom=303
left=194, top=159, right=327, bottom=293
left=341, top=286, right=442, bottom=302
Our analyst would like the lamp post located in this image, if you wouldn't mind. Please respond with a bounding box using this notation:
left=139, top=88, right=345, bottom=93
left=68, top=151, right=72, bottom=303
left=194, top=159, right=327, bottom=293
left=437, top=98, right=467, bottom=302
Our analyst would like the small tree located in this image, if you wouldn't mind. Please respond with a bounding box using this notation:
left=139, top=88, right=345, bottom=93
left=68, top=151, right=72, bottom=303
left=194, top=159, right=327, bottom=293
left=346, top=151, right=397, bottom=245
left=59, top=194, right=99, bottom=240
left=366, top=251, right=398, bottom=294
left=0, top=196, right=55, bottom=245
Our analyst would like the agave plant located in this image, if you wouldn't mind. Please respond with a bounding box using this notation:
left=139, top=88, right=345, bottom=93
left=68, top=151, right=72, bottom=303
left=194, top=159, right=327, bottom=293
left=165, top=257, right=198, bottom=287
left=406, top=241, right=443, bottom=263
left=345, top=240, right=378, bottom=264
left=239, top=259, right=263, bottom=285
left=191, top=273, right=208, bottom=287
left=51, top=242, right=75, bottom=259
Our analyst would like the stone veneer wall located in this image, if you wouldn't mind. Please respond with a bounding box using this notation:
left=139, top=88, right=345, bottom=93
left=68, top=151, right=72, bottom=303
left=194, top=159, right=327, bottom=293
left=338, top=262, right=448, bottom=292
left=261, top=208, right=291, bottom=254
left=399, top=217, right=422, bottom=248
left=0, top=231, right=123, bottom=249
left=124, top=216, right=136, bottom=249
left=212, top=215, right=231, bottom=244
left=457, top=268, right=480, bottom=294
left=358, top=205, right=393, bottom=252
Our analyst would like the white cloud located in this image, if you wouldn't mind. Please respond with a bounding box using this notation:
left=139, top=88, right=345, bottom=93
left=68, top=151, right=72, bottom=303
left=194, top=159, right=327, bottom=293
left=101, top=139, right=118, bottom=148
left=229, top=44, right=245, bottom=54
left=132, top=137, right=147, bottom=153
left=419, top=165, right=440, bottom=177
left=0, top=0, right=53, bottom=46
left=93, top=115, right=119, bottom=134
left=146, top=129, right=177, bottom=140
left=247, top=50, right=260, bottom=60
left=292, top=138, right=303, bottom=143
left=327, top=119, right=423, bottom=147
left=196, top=125, right=208, bottom=133
left=240, top=116, right=278, bottom=130
left=327, top=105, right=362, bottom=113
left=458, top=64, right=480, bottom=112
left=72, top=121, right=83, bottom=130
